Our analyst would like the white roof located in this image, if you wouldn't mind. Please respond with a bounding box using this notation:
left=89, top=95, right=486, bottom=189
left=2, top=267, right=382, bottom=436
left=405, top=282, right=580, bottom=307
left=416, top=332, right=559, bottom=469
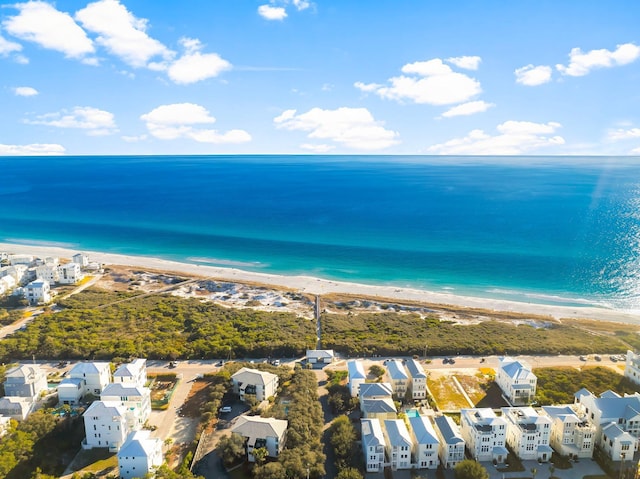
left=70, top=362, right=110, bottom=377
left=384, top=419, right=413, bottom=448
left=84, top=400, right=125, bottom=417
left=101, top=383, right=148, bottom=398
left=306, top=349, right=334, bottom=359
left=118, top=430, right=162, bottom=459
left=113, top=358, right=146, bottom=378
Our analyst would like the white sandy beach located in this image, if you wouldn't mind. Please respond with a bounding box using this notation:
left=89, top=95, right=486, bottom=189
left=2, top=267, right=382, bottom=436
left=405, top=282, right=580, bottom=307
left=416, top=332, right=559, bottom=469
left=2, top=241, right=639, bottom=324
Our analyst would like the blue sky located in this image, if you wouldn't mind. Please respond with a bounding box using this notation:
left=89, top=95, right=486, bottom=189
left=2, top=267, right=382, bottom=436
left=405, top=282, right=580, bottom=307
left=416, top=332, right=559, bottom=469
left=1, top=0, right=640, bottom=156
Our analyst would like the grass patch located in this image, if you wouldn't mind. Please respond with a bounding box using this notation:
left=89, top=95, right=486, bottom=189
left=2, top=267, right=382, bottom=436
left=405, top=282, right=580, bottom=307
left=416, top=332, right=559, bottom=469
left=70, top=449, right=117, bottom=474
left=427, top=374, right=470, bottom=411
left=455, top=373, right=489, bottom=405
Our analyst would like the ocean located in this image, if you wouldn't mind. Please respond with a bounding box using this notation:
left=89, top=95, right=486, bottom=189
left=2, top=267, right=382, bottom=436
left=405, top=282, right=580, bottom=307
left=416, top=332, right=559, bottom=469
left=2, top=155, right=639, bottom=311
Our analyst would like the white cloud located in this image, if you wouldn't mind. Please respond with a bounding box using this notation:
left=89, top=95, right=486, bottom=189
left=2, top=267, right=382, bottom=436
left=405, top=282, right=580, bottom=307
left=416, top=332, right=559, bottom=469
left=292, top=0, right=312, bottom=10
left=274, top=107, right=400, bottom=150
left=607, top=127, right=640, bottom=141
left=75, top=0, right=173, bottom=68
left=356, top=58, right=481, bottom=105
left=13, top=86, right=38, bottom=96
left=427, top=120, right=564, bottom=155
left=446, top=55, right=481, bottom=70
left=258, top=5, right=287, bottom=20
left=300, top=143, right=335, bottom=152
left=0, top=34, right=22, bottom=56
left=141, top=103, right=251, bottom=144
left=3, top=1, right=95, bottom=60
left=121, top=134, right=147, bottom=142
left=441, top=100, right=494, bottom=118
left=515, top=64, right=552, bottom=86
left=25, top=106, right=117, bottom=135
left=630, top=146, right=640, bottom=155
left=167, top=37, right=231, bottom=84
left=0, top=143, right=65, bottom=155
left=556, top=43, right=640, bottom=77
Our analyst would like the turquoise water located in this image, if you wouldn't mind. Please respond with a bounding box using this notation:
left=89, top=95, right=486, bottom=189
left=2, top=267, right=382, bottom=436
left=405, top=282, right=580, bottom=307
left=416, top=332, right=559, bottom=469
left=2, top=155, right=640, bottom=311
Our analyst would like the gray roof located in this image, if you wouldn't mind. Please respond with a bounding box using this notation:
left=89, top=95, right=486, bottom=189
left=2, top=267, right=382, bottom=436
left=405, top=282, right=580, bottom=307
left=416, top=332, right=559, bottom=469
left=541, top=405, right=580, bottom=423
left=84, top=400, right=125, bottom=417
left=232, top=415, right=287, bottom=441
left=362, top=397, right=397, bottom=414
left=405, top=359, right=427, bottom=379
left=409, top=415, right=439, bottom=445
left=113, top=358, right=146, bottom=378
left=231, top=367, right=278, bottom=386
left=361, top=418, right=385, bottom=448
left=359, top=382, right=393, bottom=399
left=500, top=357, right=535, bottom=381
left=434, top=415, right=464, bottom=445
left=5, top=364, right=43, bottom=379
left=69, top=362, right=110, bottom=377
left=384, top=419, right=412, bottom=448
left=101, top=383, right=147, bottom=398
left=306, top=349, right=334, bottom=359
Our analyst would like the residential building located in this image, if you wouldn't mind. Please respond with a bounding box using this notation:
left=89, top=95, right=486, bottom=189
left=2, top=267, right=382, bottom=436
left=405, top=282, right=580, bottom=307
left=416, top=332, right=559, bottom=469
left=384, top=419, right=413, bottom=470
left=624, top=350, right=640, bottom=386
left=385, top=359, right=409, bottom=400
left=361, top=418, right=386, bottom=472
left=433, top=415, right=465, bottom=469
left=409, top=415, right=440, bottom=469
left=35, top=263, right=59, bottom=284
left=113, top=359, right=147, bottom=388
left=459, top=408, right=508, bottom=463
left=0, top=416, right=10, bottom=438
left=0, top=275, right=16, bottom=295
left=100, top=383, right=151, bottom=430
left=73, top=253, right=89, bottom=267
left=361, top=397, right=398, bottom=419
left=70, top=361, right=112, bottom=396
left=405, top=358, right=427, bottom=401
left=601, top=422, right=636, bottom=463
left=502, top=407, right=552, bottom=462
left=58, top=378, right=85, bottom=405
left=117, top=430, right=163, bottom=479
left=347, top=360, right=366, bottom=397
left=541, top=405, right=595, bottom=458
left=306, top=349, right=335, bottom=367
left=58, top=262, right=83, bottom=284
left=24, top=279, right=51, bottom=305
left=0, top=396, right=32, bottom=420
left=231, top=416, right=287, bottom=462
left=4, top=364, right=48, bottom=400
left=496, top=357, right=537, bottom=405
left=1, top=264, right=29, bottom=284
left=359, top=382, right=393, bottom=410
left=82, top=400, right=128, bottom=451
left=231, top=368, right=279, bottom=402
left=9, top=254, right=33, bottom=266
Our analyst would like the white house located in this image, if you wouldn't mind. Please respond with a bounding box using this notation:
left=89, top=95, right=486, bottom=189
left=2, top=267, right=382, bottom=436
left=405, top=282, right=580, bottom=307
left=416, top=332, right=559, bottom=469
left=347, top=360, right=366, bottom=397
left=113, top=359, right=146, bottom=388
left=1, top=264, right=29, bottom=284
left=433, top=415, right=465, bottom=469
left=24, top=279, right=51, bottom=305
left=0, top=276, right=16, bottom=295
left=0, top=396, right=32, bottom=420
left=58, top=378, right=85, bottom=405
left=541, top=405, right=595, bottom=458
left=0, top=416, right=11, bottom=437
left=459, top=408, right=508, bottom=463
left=231, top=368, right=279, bottom=402
left=405, top=358, right=427, bottom=400
left=100, top=383, right=151, bottom=430
left=72, top=361, right=112, bottom=395
left=9, top=254, right=33, bottom=266
left=496, top=357, right=537, bottom=405
left=306, top=349, right=335, bottom=367
left=58, top=262, right=83, bottom=284
left=82, top=400, right=128, bottom=451
left=624, top=350, right=640, bottom=386
left=385, top=359, right=409, bottom=400
left=4, top=364, right=48, bottom=400
left=409, top=415, right=440, bottom=469
left=231, top=416, right=288, bottom=462
left=359, top=382, right=393, bottom=410
left=117, top=430, right=163, bottom=479
left=502, top=407, right=552, bottom=462
left=360, top=383, right=396, bottom=419
left=73, top=253, right=89, bottom=267
left=384, top=419, right=413, bottom=470
left=35, top=263, right=59, bottom=284
left=361, top=418, right=386, bottom=473
left=601, top=422, right=636, bottom=463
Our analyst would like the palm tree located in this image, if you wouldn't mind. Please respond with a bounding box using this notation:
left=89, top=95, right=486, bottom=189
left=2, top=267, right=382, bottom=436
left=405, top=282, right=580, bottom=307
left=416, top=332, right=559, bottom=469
left=530, top=467, right=538, bottom=479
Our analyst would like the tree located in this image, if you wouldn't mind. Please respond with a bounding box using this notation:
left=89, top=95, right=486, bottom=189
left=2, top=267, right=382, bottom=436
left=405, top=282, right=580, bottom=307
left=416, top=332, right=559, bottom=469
left=530, top=467, right=537, bottom=479
left=336, top=468, right=363, bottom=479
left=368, top=365, right=385, bottom=379
left=329, top=416, right=356, bottom=469
left=454, top=459, right=489, bottom=479
left=217, top=433, right=246, bottom=467
left=253, top=462, right=286, bottom=479
left=253, top=447, right=268, bottom=466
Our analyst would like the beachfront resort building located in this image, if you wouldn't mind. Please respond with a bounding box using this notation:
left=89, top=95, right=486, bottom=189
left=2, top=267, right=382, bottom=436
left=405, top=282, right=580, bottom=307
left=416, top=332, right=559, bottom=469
left=384, top=419, right=413, bottom=470
left=73, top=253, right=89, bottom=267
left=35, top=261, right=59, bottom=284
left=624, top=350, right=640, bottom=386
left=361, top=418, right=386, bottom=472
left=113, top=358, right=147, bottom=388
left=24, top=279, right=51, bottom=305
left=496, top=357, right=537, bottom=405
left=541, top=405, right=595, bottom=458
left=117, top=430, right=163, bottom=479
left=3, top=364, right=48, bottom=400
left=347, top=360, right=366, bottom=396
left=385, top=359, right=409, bottom=400
left=9, top=254, right=33, bottom=266
left=82, top=400, right=128, bottom=451
left=409, top=415, right=440, bottom=469
left=433, top=415, right=465, bottom=469
left=58, top=262, right=83, bottom=284
left=502, top=407, right=552, bottom=462
left=231, top=416, right=288, bottom=463
left=459, top=408, right=508, bottom=463
left=574, top=388, right=640, bottom=459
left=405, top=358, right=428, bottom=400
left=231, top=367, right=279, bottom=403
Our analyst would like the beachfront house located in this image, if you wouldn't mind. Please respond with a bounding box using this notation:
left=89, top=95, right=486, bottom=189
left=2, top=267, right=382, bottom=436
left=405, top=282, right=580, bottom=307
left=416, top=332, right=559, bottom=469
left=113, top=358, right=147, bottom=388
left=624, top=350, right=640, bottom=386
left=459, top=408, right=508, bottom=463
left=1, top=264, right=29, bottom=284
left=433, top=415, right=465, bottom=469
left=231, top=367, right=279, bottom=403
left=100, top=383, right=151, bottom=430
left=306, top=349, right=335, bottom=367
left=58, top=262, right=83, bottom=284
left=361, top=418, right=386, bottom=472
left=405, top=358, right=427, bottom=401
left=73, top=253, right=89, bottom=267
left=35, top=262, right=59, bottom=284
left=502, top=407, right=552, bottom=462
left=384, top=419, right=413, bottom=470
left=541, top=405, right=595, bottom=458
left=0, top=275, right=16, bottom=295
left=231, top=416, right=288, bottom=462
left=409, top=415, right=440, bottom=469
left=59, top=361, right=112, bottom=404
left=496, top=357, right=537, bottom=405
left=385, top=359, right=409, bottom=400
left=24, top=279, right=51, bottom=305
left=117, top=430, right=163, bottom=479
left=347, top=360, right=366, bottom=397
left=3, top=364, right=48, bottom=400
left=0, top=396, right=32, bottom=420
left=82, top=400, right=128, bottom=451
left=9, top=254, right=33, bottom=266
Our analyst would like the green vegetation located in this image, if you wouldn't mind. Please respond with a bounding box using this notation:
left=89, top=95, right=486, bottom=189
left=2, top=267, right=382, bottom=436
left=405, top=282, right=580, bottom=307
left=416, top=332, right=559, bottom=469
left=368, top=364, right=385, bottom=379
left=218, top=433, right=246, bottom=468
left=454, top=459, right=489, bottom=479
left=325, top=370, right=357, bottom=414
left=535, top=366, right=640, bottom=405
left=328, top=415, right=357, bottom=470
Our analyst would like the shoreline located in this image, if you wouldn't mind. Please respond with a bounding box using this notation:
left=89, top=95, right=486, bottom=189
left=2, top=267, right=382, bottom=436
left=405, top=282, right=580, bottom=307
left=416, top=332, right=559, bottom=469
left=2, top=241, right=639, bottom=324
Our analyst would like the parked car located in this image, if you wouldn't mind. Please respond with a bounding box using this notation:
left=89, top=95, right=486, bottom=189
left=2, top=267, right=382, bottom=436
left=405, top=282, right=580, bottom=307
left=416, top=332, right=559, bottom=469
left=579, top=355, right=587, bottom=361
left=219, top=406, right=232, bottom=414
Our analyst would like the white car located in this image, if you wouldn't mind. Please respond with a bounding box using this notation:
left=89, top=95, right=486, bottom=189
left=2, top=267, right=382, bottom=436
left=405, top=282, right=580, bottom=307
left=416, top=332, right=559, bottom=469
left=219, top=406, right=232, bottom=413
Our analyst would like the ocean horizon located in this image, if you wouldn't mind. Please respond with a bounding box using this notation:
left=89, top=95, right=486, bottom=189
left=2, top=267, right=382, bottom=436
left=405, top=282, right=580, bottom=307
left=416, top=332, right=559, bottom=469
left=2, top=155, right=640, bottom=312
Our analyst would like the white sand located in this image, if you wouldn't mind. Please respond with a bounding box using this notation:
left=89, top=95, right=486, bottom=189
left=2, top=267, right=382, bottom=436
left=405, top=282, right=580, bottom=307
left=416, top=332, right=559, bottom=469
left=2, top=241, right=639, bottom=324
